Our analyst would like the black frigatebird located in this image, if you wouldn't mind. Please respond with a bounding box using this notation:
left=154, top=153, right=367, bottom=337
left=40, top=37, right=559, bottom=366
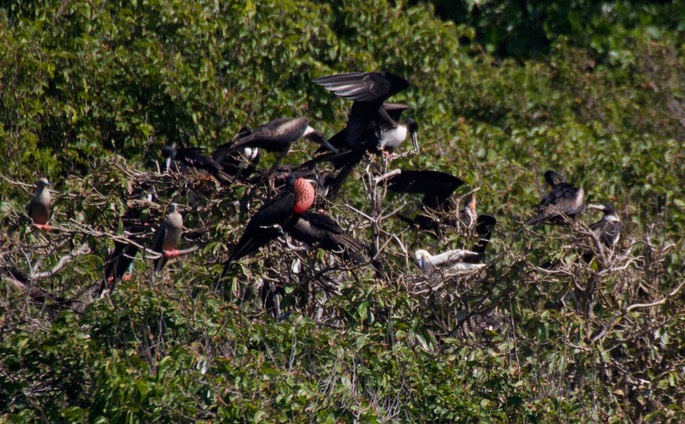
left=525, top=170, right=585, bottom=227
left=379, top=169, right=466, bottom=231
left=162, top=144, right=230, bottom=183
left=216, top=175, right=317, bottom=281
left=287, top=210, right=366, bottom=264
left=463, top=215, right=497, bottom=263
left=104, top=192, right=157, bottom=285
left=310, top=72, right=418, bottom=194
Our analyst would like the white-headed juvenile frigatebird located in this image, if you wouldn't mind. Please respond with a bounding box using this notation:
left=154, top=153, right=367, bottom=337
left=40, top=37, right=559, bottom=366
left=415, top=249, right=485, bottom=276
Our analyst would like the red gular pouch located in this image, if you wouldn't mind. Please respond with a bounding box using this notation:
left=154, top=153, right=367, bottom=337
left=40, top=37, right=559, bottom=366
left=292, top=178, right=315, bottom=214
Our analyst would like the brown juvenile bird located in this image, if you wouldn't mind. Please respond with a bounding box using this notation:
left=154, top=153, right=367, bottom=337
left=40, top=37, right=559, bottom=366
left=26, top=178, right=52, bottom=230
left=150, top=203, right=183, bottom=272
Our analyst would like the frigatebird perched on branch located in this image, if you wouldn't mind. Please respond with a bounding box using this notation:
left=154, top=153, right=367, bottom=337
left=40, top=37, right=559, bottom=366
left=309, top=72, right=418, bottom=194
left=415, top=248, right=485, bottom=276
left=162, top=144, right=230, bottom=183
left=378, top=169, right=469, bottom=231
left=104, top=192, right=158, bottom=285
left=215, top=117, right=338, bottom=171
left=287, top=211, right=366, bottom=264
left=464, top=215, right=498, bottom=263
left=525, top=170, right=585, bottom=227
left=217, top=175, right=317, bottom=281
left=587, top=202, right=622, bottom=248
left=211, top=146, right=260, bottom=181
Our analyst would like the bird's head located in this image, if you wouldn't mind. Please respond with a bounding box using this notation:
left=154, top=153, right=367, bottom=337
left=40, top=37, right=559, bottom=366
left=404, top=118, right=419, bottom=152
left=543, top=170, right=564, bottom=187
left=36, top=178, right=51, bottom=189
left=243, top=147, right=260, bottom=162
left=162, top=145, right=177, bottom=172
left=414, top=249, right=431, bottom=272
left=588, top=202, right=619, bottom=221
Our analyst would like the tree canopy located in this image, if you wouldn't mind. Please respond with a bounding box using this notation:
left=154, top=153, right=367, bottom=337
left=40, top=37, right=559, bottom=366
left=1, top=0, right=684, bottom=421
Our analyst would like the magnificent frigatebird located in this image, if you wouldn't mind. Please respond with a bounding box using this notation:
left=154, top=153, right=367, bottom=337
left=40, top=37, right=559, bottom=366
left=217, top=175, right=317, bottom=281
left=150, top=203, right=183, bottom=272
left=525, top=170, right=585, bottom=226
left=463, top=215, right=498, bottom=263
left=216, top=118, right=338, bottom=170
left=211, top=145, right=260, bottom=180
left=587, top=202, right=621, bottom=248
left=415, top=214, right=497, bottom=274
left=415, top=249, right=485, bottom=276
left=26, top=178, right=52, bottom=230
left=310, top=72, right=418, bottom=193
left=162, top=144, right=230, bottom=183
left=104, top=192, right=157, bottom=284
left=378, top=169, right=467, bottom=231
left=287, top=210, right=366, bottom=264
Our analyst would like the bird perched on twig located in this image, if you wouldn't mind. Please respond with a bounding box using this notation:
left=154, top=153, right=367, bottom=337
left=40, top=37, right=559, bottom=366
left=587, top=202, right=622, bottom=248
left=150, top=203, right=183, bottom=272
left=287, top=210, right=367, bottom=265
left=217, top=175, right=317, bottom=281
left=525, top=170, right=585, bottom=227
left=415, top=249, right=485, bottom=276
left=26, top=178, right=52, bottom=230
left=378, top=169, right=466, bottom=232
left=214, top=117, right=338, bottom=171
left=211, top=145, right=260, bottom=181
left=307, top=72, right=418, bottom=194
left=104, top=191, right=157, bottom=285
left=162, top=144, right=231, bottom=184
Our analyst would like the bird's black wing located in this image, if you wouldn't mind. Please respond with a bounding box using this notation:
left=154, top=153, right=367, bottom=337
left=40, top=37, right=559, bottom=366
left=383, top=102, right=410, bottom=121
left=289, top=211, right=366, bottom=263
left=384, top=170, right=464, bottom=209
left=313, top=72, right=409, bottom=103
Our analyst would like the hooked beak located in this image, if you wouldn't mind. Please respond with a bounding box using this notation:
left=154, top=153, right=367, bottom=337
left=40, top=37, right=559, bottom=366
left=307, top=130, right=339, bottom=154
left=587, top=204, right=605, bottom=211
left=410, top=130, right=419, bottom=153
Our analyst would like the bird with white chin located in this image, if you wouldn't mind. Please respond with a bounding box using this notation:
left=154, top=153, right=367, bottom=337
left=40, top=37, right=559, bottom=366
left=414, top=249, right=485, bottom=276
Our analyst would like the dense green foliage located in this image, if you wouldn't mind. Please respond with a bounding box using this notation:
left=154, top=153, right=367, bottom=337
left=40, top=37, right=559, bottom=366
left=1, top=0, right=684, bottom=421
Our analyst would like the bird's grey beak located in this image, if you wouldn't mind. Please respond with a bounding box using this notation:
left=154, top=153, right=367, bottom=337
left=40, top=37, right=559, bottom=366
left=164, top=157, right=171, bottom=172
left=308, top=130, right=339, bottom=154
left=587, top=204, right=605, bottom=211
left=411, top=130, right=419, bottom=153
